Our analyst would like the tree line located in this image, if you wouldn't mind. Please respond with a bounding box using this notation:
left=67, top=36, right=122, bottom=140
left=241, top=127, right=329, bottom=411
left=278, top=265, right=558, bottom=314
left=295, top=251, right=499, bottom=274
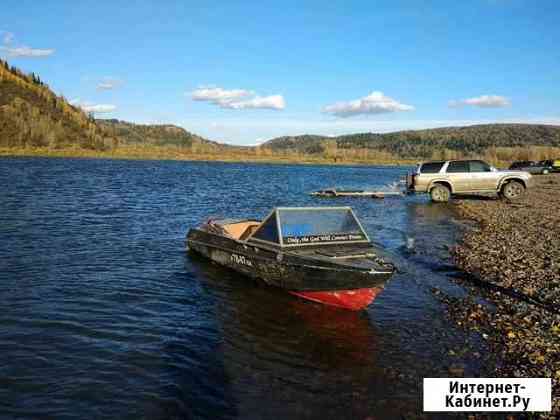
left=3, top=57, right=560, bottom=165
left=262, top=124, right=560, bottom=164
left=0, top=58, right=112, bottom=150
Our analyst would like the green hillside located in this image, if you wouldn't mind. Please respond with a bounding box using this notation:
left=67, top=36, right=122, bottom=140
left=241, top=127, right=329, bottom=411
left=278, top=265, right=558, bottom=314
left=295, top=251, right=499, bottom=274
left=263, top=124, right=560, bottom=160
left=3, top=58, right=560, bottom=165
left=0, top=59, right=219, bottom=154
left=96, top=119, right=220, bottom=150
left=0, top=59, right=114, bottom=150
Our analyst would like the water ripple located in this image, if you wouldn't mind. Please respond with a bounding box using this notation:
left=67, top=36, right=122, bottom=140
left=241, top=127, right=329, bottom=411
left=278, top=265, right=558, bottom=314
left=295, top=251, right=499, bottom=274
left=0, top=157, right=490, bottom=419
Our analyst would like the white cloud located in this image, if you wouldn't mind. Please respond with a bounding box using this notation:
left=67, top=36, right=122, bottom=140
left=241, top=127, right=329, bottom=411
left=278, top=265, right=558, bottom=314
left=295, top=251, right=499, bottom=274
left=70, top=99, right=116, bottom=114
left=222, top=95, right=285, bottom=110
left=192, top=87, right=252, bottom=103
left=2, top=31, right=14, bottom=44
left=96, top=78, right=124, bottom=91
left=323, top=91, right=415, bottom=117
left=97, top=82, right=115, bottom=90
left=449, top=95, right=510, bottom=108
left=0, top=45, right=55, bottom=57
left=81, top=104, right=116, bottom=113
left=191, top=86, right=285, bottom=110
left=0, top=31, right=55, bottom=58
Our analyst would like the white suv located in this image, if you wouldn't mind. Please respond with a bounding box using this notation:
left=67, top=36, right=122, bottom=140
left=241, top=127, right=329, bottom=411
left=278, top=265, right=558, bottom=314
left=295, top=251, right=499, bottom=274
left=406, top=159, right=533, bottom=202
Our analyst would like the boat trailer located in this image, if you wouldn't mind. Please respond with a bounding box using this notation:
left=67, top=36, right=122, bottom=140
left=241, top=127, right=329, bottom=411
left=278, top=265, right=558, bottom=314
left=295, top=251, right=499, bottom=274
left=310, top=189, right=405, bottom=199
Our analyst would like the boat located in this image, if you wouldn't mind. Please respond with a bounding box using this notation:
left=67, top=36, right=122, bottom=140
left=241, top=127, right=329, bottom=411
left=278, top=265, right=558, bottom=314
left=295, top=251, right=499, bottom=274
left=186, top=206, right=395, bottom=310
left=310, top=188, right=404, bottom=198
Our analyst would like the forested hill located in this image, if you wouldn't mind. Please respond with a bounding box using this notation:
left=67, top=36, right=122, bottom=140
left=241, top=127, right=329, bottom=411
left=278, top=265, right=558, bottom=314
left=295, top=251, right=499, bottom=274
left=3, top=57, right=560, bottom=163
left=263, top=124, right=560, bottom=159
left=0, top=59, right=219, bottom=152
left=0, top=58, right=115, bottom=149
left=96, top=119, right=221, bottom=150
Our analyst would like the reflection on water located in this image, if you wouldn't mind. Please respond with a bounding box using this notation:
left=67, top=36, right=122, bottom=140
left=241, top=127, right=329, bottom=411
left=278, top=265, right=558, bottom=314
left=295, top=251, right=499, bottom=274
left=0, top=157, right=490, bottom=419
left=192, top=258, right=389, bottom=418
left=195, top=256, right=378, bottom=366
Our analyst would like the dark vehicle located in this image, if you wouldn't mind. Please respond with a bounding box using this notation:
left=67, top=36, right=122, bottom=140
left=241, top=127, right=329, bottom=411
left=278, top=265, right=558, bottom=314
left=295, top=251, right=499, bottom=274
left=509, top=160, right=553, bottom=175
left=187, top=207, right=395, bottom=311
left=539, top=159, right=560, bottom=173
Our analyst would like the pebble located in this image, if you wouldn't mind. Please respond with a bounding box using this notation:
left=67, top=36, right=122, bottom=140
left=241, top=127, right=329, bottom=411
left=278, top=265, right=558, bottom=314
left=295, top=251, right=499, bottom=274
left=442, top=175, right=560, bottom=416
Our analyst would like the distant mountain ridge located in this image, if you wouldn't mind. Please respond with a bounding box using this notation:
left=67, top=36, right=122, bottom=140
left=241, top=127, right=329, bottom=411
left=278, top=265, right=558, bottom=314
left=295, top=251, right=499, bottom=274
left=262, top=124, right=560, bottom=158
left=96, top=119, right=220, bottom=149
left=2, top=58, right=560, bottom=163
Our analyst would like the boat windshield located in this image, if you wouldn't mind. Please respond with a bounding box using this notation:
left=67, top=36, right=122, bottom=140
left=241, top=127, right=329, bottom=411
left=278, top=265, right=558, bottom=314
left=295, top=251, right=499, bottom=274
left=277, top=207, right=368, bottom=246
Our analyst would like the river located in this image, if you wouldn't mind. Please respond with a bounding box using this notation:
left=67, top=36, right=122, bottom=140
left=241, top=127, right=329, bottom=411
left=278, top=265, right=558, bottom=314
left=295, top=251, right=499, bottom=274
left=0, top=157, right=490, bottom=419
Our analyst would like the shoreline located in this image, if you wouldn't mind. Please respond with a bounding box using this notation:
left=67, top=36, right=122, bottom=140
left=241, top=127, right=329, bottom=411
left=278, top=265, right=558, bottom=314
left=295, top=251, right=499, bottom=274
left=441, top=175, right=560, bottom=415
left=0, top=146, right=416, bottom=167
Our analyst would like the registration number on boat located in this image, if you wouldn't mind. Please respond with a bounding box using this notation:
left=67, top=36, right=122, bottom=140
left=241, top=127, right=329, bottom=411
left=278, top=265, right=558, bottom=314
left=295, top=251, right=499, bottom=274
left=231, top=253, right=253, bottom=267
left=284, top=233, right=365, bottom=245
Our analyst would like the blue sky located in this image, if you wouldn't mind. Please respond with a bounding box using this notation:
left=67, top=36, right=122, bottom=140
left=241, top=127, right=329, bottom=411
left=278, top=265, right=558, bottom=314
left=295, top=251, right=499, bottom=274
left=2, top=0, right=559, bottom=144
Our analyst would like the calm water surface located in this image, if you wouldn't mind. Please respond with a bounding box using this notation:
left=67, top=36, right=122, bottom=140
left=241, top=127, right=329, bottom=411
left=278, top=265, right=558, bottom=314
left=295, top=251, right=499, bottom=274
left=0, top=157, right=488, bottom=419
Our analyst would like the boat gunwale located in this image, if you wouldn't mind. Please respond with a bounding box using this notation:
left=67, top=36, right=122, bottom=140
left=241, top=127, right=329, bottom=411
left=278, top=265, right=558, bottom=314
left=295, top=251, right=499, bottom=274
left=187, top=231, right=394, bottom=275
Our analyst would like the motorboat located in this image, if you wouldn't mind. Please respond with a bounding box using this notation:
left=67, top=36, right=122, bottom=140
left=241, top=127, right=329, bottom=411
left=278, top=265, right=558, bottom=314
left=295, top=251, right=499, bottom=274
left=186, top=207, right=395, bottom=310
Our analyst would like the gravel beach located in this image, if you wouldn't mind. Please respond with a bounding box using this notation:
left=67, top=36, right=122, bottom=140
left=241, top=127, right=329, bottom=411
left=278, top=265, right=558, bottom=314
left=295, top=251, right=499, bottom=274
left=441, top=175, right=560, bottom=416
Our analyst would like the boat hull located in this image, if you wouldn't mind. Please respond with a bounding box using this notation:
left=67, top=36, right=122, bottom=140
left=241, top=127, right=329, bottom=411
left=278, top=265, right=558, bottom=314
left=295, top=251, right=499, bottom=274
left=187, top=228, right=393, bottom=310
left=289, top=287, right=383, bottom=311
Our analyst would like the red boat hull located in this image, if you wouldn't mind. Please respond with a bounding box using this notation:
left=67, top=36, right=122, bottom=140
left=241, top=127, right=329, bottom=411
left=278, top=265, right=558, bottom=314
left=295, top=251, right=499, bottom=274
left=289, top=287, right=383, bottom=311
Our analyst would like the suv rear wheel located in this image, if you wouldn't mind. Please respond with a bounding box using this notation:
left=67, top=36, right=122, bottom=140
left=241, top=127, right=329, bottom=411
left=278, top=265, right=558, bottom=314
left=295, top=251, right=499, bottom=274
left=430, top=184, right=451, bottom=203
left=501, top=181, right=525, bottom=200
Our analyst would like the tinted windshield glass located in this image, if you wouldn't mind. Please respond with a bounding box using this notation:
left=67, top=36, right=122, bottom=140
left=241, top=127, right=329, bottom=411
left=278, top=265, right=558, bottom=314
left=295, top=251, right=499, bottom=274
left=278, top=208, right=367, bottom=245
left=469, top=161, right=491, bottom=172
left=420, top=162, right=444, bottom=174
left=510, top=161, right=530, bottom=169
left=251, top=215, right=279, bottom=243
left=446, top=161, right=469, bottom=173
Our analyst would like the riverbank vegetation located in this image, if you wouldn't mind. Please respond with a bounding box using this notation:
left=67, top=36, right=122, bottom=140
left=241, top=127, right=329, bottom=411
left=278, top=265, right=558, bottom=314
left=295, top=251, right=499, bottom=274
left=2, top=58, right=560, bottom=166
left=0, top=59, right=112, bottom=150
left=0, top=145, right=418, bottom=166
left=263, top=127, right=560, bottom=167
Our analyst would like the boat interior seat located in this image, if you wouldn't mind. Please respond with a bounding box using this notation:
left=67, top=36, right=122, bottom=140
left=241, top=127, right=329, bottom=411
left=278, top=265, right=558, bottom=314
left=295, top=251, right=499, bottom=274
left=239, top=224, right=259, bottom=241
left=221, top=221, right=261, bottom=240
